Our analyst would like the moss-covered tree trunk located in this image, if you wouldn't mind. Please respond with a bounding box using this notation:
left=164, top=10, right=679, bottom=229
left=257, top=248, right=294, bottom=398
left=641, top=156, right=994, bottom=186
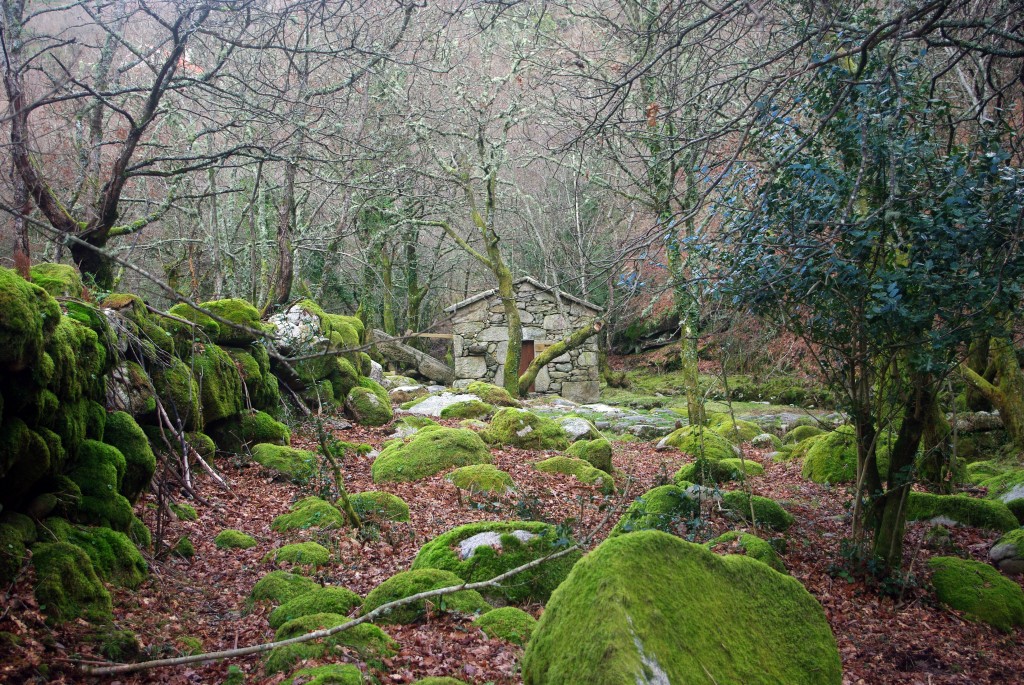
left=519, top=321, right=603, bottom=397
left=964, top=337, right=993, bottom=411
left=495, top=261, right=523, bottom=395
left=920, top=398, right=953, bottom=492
left=962, top=337, right=1024, bottom=453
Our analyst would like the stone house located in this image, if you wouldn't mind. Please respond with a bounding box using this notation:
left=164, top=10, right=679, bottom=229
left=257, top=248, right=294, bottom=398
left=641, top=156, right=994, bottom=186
left=445, top=277, right=602, bottom=403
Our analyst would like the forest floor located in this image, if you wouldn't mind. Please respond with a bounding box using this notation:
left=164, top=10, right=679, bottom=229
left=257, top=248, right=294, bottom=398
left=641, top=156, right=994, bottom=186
left=2, top=410, right=1024, bottom=684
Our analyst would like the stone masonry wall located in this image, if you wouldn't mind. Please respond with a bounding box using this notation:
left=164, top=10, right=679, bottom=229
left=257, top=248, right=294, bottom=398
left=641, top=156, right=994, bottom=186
left=451, top=281, right=600, bottom=403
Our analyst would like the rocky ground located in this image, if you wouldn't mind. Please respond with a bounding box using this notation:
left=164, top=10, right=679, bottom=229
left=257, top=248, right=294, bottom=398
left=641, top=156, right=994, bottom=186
left=2, top=407, right=1023, bottom=684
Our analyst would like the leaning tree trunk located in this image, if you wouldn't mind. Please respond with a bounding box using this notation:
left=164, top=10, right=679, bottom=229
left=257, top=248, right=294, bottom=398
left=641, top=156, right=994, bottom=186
left=518, top=321, right=603, bottom=397
left=961, top=337, right=1024, bottom=453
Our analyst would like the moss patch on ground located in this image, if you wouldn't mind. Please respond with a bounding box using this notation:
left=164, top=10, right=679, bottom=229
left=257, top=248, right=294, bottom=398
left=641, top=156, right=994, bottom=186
left=783, top=425, right=824, bottom=444
left=906, top=493, right=1018, bottom=532
left=929, top=556, right=1024, bottom=632
left=520, top=530, right=841, bottom=684
left=466, top=381, right=520, bottom=407
left=708, top=413, right=763, bottom=444
left=215, top=529, right=257, bottom=549
left=411, top=521, right=580, bottom=604
left=268, top=586, right=363, bottom=629
left=721, top=491, right=795, bottom=532
left=283, top=664, right=363, bottom=685
left=674, top=457, right=764, bottom=485
left=662, top=425, right=736, bottom=460
left=446, top=464, right=515, bottom=494
left=361, top=569, right=491, bottom=624
left=250, top=571, right=320, bottom=606
left=272, top=497, right=347, bottom=532
left=473, top=606, right=536, bottom=644
left=534, top=456, right=614, bottom=494
left=439, top=399, right=495, bottom=420
left=482, top=408, right=569, bottom=451
left=264, top=542, right=331, bottom=567
left=371, top=428, right=491, bottom=483
left=264, top=618, right=397, bottom=675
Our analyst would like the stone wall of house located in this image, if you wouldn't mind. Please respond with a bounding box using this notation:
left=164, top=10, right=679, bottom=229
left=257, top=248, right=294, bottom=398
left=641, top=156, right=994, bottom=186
left=451, top=280, right=600, bottom=403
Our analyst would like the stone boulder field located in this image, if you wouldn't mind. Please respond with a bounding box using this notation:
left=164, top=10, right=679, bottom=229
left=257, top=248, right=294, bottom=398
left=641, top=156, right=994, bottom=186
left=2, top=271, right=1024, bottom=684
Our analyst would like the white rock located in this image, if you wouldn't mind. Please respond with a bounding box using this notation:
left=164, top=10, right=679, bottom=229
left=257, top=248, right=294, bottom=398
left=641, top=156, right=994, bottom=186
left=402, top=392, right=481, bottom=417
left=458, top=530, right=538, bottom=560
left=369, top=360, right=384, bottom=384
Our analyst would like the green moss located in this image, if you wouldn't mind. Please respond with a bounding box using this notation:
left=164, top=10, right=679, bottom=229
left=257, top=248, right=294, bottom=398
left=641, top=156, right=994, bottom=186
left=199, top=299, right=261, bottom=345
left=328, top=357, right=360, bottom=401
left=662, top=425, right=736, bottom=460
left=361, top=569, right=491, bottom=624
left=906, top=492, right=1017, bottom=532
left=801, top=426, right=860, bottom=484
left=372, top=427, right=491, bottom=483
left=284, top=664, right=362, bottom=685
left=250, top=571, right=319, bottom=606
left=978, top=468, right=1024, bottom=503
left=32, top=541, right=112, bottom=624
left=706, top=531, right=786, bottom=573
left=609, top=485, right=700, bottom=537
left=29, top=263, right=83, bottom=298
left=345, top=379, right=393, bottom=427
left=708, top=413, right=763, bottom=444
left=264, top=542, right=331, bottom=567
left=473, top=606, right=536, bottom=644
left=447, top=464, right=515, bottom=494
left=783, top=425, right=824, bottom=444
left=929, top=556, right=1024, bottom=632
left=215, top=529, right=257, bottom=549
left=150, top=358, right=203, bottom=430
left=67, top=439, right=133, bottom=531
left=222, top=665, right=245, bottom=685
left=103, top=411, right=156, bottom=503
left=466, top=381, right=521, bottom=407
left=170, top=503, right=198, bottom=521
left=129, top=515, right=151, bottom=549
left=0, top=266, right=60, bottom=372
left=268, top=586, right=363, bottom=629
left=186, top=432, right=217, bottom=460
left=482, top=408, right=569, bottom=450
left=411, top=521, right=580, bottom=604
left=208, top=410, right=290, bottom=454
left=721, top=491, right=794, bottom=532
left=252, top=444, right=318, bottom=482
left=0, top=523, right=28, bottom=584
left=177, top=635, right=204, bottom=655
left=520, top=530, right=841, bottom=685
left=168, top=303, right=221, bottom=340
left=45, top=317, right=108, bottom=402
left=534, top=456, right=614, bottom=494
left=0, top=418, right=51, bottom=505
left=965, top=460, right=1007, bottom=485
left=349, top=491, right=410, bottom=523
left=564, top=438, right=613, bottom=473
left=440, top=399, right=495, bottom=420
left=189, top=343, right=244, bottom=424
left=674, top=457, right=764, bottom=485
left=91, top=626, right=141, bottom=662
left=173, top=536, right=195, bottom=558
left=264, top=620, right=397, bottom=675
left=39, top=518, right=147, bottom=589
left=272, top=497, right=347, bottom=532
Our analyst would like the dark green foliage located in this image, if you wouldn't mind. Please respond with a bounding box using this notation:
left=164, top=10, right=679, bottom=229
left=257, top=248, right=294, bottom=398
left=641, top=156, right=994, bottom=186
left=411, top=521, right=580, bottom=604
left=68, top=440, right=134, bottom=531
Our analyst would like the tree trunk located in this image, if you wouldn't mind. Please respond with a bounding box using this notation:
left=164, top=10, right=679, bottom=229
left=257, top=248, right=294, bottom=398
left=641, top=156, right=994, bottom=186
left=518, top=321, right=603, bottom=397
left=495, top=262, right=523, bottom=396
left=965, top=337, right=992, bottom=411
left=679, top=296, right=705, bottom=426
left=271, top=161, right=296, bottom=307
left=920, top=397, right=953, bottom=492
left=961, top=337, right=1024, bottom=452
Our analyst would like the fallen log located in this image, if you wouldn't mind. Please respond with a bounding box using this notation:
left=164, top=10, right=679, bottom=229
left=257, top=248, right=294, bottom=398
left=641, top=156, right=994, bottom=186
left=371, top=329, right=455, bottom=385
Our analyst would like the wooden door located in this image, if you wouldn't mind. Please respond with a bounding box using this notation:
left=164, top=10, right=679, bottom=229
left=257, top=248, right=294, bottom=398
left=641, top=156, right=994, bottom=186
left=519, top=340, right=536, bottom=392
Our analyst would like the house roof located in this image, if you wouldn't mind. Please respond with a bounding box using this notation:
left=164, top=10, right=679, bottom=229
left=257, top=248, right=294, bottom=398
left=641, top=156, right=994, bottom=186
left=444, top=276, right=602, bottom=314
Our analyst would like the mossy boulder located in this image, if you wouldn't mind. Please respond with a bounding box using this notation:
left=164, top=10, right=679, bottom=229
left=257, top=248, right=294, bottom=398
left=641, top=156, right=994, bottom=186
left=473, top=606, right=536, bottom=644
left=411, top=680, right=468, bottom=685
left=67, top=439, right=133, bottom=531
left=252, top=444, right=318, bottom=482
left=0, top=419, right=53, bottom=507
left=708, top=413, right=762, bottom=444
left=783, top=424, right=824, bottom=445
left=439, top=399, right=495, bottom=420
left=977, top=468, right=1024, bottom=507
left=520, top=530, right=841, bottom=684
left=264, top=619, right=396, bottom=675
left=411, top=521, right=581, bottom=604
left=706, top=531, right=786, bottom=573
left=208, top=410, right=290, bottom=454
left=272, top=497, right=347, bottom=531
left=371, top=428, right=491, bottom=483
left=0, top=267, right=60, bottom=373
left=466, top=381, right=520, bottom=407
left=32, top=541, right=112, bottom=624
left=609, top=484, right=700, bottom=537
left=0, top=518, right=35, bottom=584
left=29, top=263, right=83, bottom=298
left=661, top=425, right=737, bottom=460
left=674, top=457, right=764, bottom=485
left=149, top=357, right=203, bottom=430
left=906, top=492, right=1017, bottom=532
left=534, top=456, right=614, bottom=494
left=167, top=303, right=221, bottom=341
left=447, top=464, right=515, bottom=494
left=268, top=586, right=363, bottom=629
left=482, top=408, right=570, bottom=450
left=264, top=542, right=331, bottom=567
left=564, top=438, right=613, bottom=473
left=198, top=299, right=262, bottom=346
left=989, top=528, right=1024, bottom=575
left=215, top=529, right=257, bottom=550
left=250, top=571, right=320, bottom=606
left=361, top=569, right=491, bottom=624
left=226, top=346, right=280, bottom=411
left=345, top=379, right=393, bottom=427
left=283, top=664, right=362, bottom=685
left=102, top=411, right=156, bottom=503
left=349, top=491, right=410, bottom=523
left=39, top=518, right=147, bottom=588
left=721, top=491, right=794, bottom=532
left=189, top=343, right=244, bottom=424
left=929, top=556, right=1024, bottom=632
left=801, top=426, right=860, bottom=484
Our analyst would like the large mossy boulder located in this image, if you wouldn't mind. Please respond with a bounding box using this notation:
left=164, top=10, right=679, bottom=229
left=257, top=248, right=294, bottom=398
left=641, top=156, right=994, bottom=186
left=0, top=266, right=61, bottom=373
left=197, top=298, right=262, bottom=346
left=149, top=357, right=203, bottom=431
left=929, top=556, right=1024, bottom=632
left=29, top=263, right=83, bottom=298
left=708, top=412, right=762, bottom=444
left=188, top=343, right=244, bottom=424
left=39, top=517, right=147, bottom=589
left=252, top=444, right=318, bottom=482
left=208, top=410, right=290, bottom=454
left=371, top=428, right=491, bottom=483
left=906, top=492, right=1017, bottom=533
left=411, top=521, right=581, bottom=604
left=349, top=491, right=410, bottom=523
left=102, top=411, right=156, bottom=503
left=345, top=379, right=393, bottom=427
left=272, top=496, right=347, bottom=532
left=609, top=484, right=700, bottom=537
left=66, top=439, right=134, bottom=531
left=989, top=528, right=1024, bottom=575
left=521, top=530, right=841, bottom=684
left=32, top=541, right=113, bottom=624
left=361, top=569, right=491, bottom=624
left=801, top=426, right=861, bottom=484
left=783, top=424, right=824, bottom=445
left=564, top=437, right=613, bottom=473
left=660, top=425, right=736, bottom=460
left=482, top=408, right=569, bottom=451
